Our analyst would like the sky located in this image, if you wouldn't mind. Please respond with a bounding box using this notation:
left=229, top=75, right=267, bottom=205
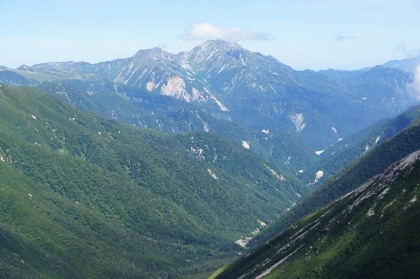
left=1, top=0, right=419, bottom=70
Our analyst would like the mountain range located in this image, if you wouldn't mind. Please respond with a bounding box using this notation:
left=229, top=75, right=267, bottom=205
left=1, top=40, right=419, bottom=179
left=0, top=40, right=419, bottom=278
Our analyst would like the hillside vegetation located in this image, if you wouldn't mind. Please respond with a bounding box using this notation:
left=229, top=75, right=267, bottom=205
left=216, top=150, right=420, bottom=278
left=0, top=84, right=304, bottom=278
left=252, top=113, right=420, bottom=246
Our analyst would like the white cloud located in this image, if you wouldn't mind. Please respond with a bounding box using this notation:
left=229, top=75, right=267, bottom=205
left=396, top=43, right=420, bottom=57
left=183, top=22, right=269, bottom=42
left=407, top=65, right=420, bottom=101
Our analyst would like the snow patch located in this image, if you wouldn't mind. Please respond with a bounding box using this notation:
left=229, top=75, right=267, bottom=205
left=235, top=237, right=252, bottom=248
left=31, top=115, right=37, bottom=120
left=378, top=187, right=390, bottom=199
left=211, top=96, right=229, bottom=111
left=298, top=169, right=304, bottom=173
left=204, top=86, right=229, bottom=111
left=307, top=170, right=325, bottom=186
left=290, top=113, right=307, bottom=133
left=383, top=200, right=395, bottom=210
left=242, top=141, right=250, bottom=149
left=190, top=147, right=205, bottom=160
left=366, top=207, right=375, bottom=217
left=28, top=193, right=32, bottom=198
left=331, top=127, right=338, bottom=133
left=375, top=136, right=381, bottom=144
left=203, top=122, right=209, bottom=132
left=146, top=81, right=155, bottom=91
left=315, top=170, right=324, bottom=182
left=217, top=63, right=227, bottom=74
left=262, top=129, right=269, bottom=134
left=0, top=155, right=4, bottom=162
left=258, top=220, right=267, bottom=227
left=410, top=195, right=417, bottom=204
left=362, top=97, right=367, bottom=100
left=155, top=119, right=164, bottom=130
left=207, top=168, right=218, bottom=180
left=315, top=150, right=325, bottom=155
left=179, top=58, right=192, bottom=70
left=265, top=165, right=286, bottom=182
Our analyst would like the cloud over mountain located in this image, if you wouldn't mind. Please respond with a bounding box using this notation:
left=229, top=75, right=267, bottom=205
left=407, top=65, right=420, bottom=101
left=182, top=22, right=269, bottom=42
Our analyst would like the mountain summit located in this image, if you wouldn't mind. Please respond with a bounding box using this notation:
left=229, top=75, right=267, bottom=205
left=0, top=40, right=418, bottom=153
left=133, top=47, right=175, bottom=60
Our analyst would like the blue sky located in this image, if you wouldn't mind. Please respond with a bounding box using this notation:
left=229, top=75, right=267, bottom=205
left=1, top=0, right=419, bottom=70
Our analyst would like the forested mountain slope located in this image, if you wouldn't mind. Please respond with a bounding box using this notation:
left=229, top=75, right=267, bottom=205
left=250, top=115, right=420, bottom=246
left=216, top=150, right=420, bottom=278
left=0, top=84, right=304, bottom=278
left=300, top=104, right=420, bottom=186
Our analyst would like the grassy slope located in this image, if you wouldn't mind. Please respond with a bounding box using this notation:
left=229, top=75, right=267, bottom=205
left=216, top=151, right=420, bottom=278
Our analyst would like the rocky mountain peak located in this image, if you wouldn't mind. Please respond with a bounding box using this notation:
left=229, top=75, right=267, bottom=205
left=17, top=64, right=34, bottom=71
left=187, top=39, right=246, bottom=64
left=133, top=47, right=174, bottom=61
left=197, top=39, right=243, bottom=51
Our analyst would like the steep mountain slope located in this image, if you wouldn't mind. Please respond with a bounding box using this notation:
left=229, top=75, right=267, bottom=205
left=340, top=66, right=412, bottom=111
left=215, top=150, right=420, bottom=278
left=1, top=40, right=417, bottom=153
left=34, top=79, right=318, bottom=173
left=31, top=78, right=318, bottom=173
left=251, top=118, right=420, bottom=246
left=0, top=67, right=34, bottom=85
left=0, top=84, right=305, bottom=278
left=300, top=104, right=420, bottom=186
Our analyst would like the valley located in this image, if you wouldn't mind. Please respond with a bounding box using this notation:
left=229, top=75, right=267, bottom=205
left=1, top=40, right=418, bottom=180
left=0, top=40, right=419, bottom=278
